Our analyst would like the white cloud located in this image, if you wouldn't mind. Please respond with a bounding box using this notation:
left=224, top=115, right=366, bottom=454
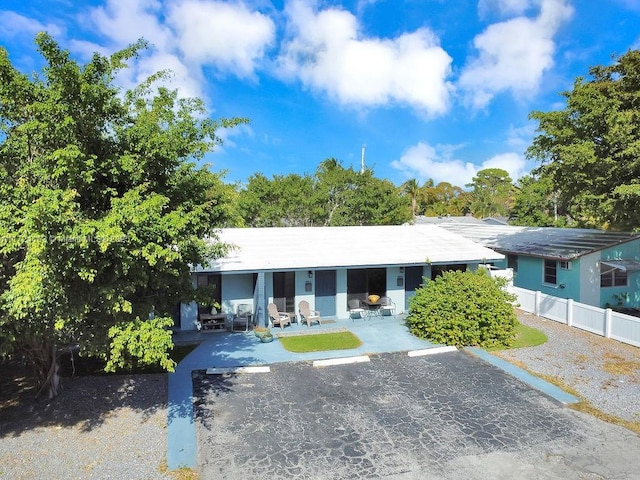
left=478, top=0, right=534, bottom=18
left=167, top=0, right=275, bottom=79
left=482, top=152, right=527, bottom=179
left=81, top=0, right=275, bottom=101
left=459, top=0, right=573, bottom=109
left=277, top=0, right=453, bottom=115
left=0, top=10, right=64, bottom=39
left=391, top=142, right=527, bottom=185
left=88, top=0, right=172, bottom=49
left=506, top=123, right=536, bottom=149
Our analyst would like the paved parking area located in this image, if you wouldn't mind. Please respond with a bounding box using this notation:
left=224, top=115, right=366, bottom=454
left=193, top=350, right=640, bottom=479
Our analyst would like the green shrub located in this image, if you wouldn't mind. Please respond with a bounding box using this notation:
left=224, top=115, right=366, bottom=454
left=406, top=269, right=517, bottom=348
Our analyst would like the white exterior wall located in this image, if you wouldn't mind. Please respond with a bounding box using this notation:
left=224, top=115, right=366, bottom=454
left=386, top=266, right=406, bottom=314
left=580, top=252, right=600, bottom=307
left=220, top=274, right=254, bottom=316
left=336, top=269, right=348, bottom=318
left=295, top=270, right=315, bottom=315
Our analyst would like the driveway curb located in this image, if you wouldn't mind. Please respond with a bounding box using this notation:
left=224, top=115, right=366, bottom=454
left=466, top=347, right=580, bottom=405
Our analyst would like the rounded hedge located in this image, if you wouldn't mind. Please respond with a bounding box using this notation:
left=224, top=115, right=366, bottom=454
left=406, top=269, right=517, bottom=348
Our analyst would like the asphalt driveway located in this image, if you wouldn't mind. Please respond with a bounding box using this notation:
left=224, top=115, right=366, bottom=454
left=193, top=350, right=640, bottom=479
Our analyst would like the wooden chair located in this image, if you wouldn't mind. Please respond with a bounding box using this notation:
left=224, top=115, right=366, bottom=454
left=298, top=300, right=321, bottom=327
left=268, top=302, right=291, bottom=329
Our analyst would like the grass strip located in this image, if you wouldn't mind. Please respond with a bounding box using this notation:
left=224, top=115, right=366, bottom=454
left=486, top=322, right=548, bottom=352
left=279, top=331, right=362, bottom=353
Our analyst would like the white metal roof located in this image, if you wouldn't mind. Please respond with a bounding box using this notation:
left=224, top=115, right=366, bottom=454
left=199, top=225, right=504, bottom=273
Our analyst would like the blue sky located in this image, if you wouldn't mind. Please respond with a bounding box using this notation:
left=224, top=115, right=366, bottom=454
left=2, top=0, right=640, bottom=188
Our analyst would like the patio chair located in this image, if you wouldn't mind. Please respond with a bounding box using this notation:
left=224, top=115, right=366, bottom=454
left=379, top=296, right=396, bottom=318
left=298, top=300, right=321, bottom=327
left=231, top=303, right=252, bottom=332
left=268, top=302, right=291, bottom=330
left=348, top=299, right=366, bottom=321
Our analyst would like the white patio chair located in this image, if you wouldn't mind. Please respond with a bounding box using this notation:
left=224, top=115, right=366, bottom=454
left=348, top=299, right=366, bottom=321
left=379, top=296, right=396, bottom=318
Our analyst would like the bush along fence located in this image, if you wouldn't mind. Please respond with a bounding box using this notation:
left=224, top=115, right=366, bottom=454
left=514, top=287, right=640, bottom=348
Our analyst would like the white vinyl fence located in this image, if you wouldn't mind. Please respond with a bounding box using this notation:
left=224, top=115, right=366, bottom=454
left=513, top=287, right=640, bottom=348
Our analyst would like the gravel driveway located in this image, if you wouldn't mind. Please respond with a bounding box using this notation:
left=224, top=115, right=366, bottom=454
left=499, top=310, right=640, bottom=423
left=1, top=310, right=638, bottom=479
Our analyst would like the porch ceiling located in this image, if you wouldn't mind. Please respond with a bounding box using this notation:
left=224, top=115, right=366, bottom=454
left=200, top=225, right=504, bottom=273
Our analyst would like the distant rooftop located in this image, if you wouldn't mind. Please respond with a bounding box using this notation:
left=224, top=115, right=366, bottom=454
left=414, top=215, right=508, bottom=226
left=414, top=215, right=485, bottom=225
left=200, top=225, right=504, bottom=273
left=436, top=223, right=639, bottom=260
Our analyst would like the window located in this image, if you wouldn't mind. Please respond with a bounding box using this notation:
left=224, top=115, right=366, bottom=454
left=559, top=260, right=571, bottom=270
left=543, top=260, right=557, bottom=285
left=507, top=255, right=518, bottom=272
left=347, top=268, right=386, bottom=305
left=600, top=268, right=627, bottom=287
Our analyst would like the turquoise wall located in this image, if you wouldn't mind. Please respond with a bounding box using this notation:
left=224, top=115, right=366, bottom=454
left=513, top=256, right=581, bottom=301
left=600, top=241, right=640, bottom=308
left=512, top=238, right=640, bottom=308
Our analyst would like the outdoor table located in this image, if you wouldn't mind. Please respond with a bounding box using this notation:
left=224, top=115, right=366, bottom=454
left=361, top=300, right=383, bottom=319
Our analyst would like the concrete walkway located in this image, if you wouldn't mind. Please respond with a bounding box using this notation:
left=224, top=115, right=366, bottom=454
left=166, top=316, right=577, bottom=470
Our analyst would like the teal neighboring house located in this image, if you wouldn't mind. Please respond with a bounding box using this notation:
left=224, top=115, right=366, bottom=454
left=429, top=221, right=640, bottom=310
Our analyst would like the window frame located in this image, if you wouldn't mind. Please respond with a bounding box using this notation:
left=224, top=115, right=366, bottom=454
left=543, top=259, right=557, bottom=285
left=600, top=267, right=628, bottom=288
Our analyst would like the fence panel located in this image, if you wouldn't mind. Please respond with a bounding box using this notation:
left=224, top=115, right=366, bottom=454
left=513, top=287, right=639, bottom=347
left=538, top=293, right=567, bottom=324
left=610, top=312, right=640, bottom=347
left=572, top=303, right=606, bottom=336
left=513, top=287, right=536, bottom=311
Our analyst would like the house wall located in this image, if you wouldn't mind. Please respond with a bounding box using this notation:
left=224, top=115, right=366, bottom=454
left=512, top=256, right=579, bottom=301
left=599, top=241, right=640, bottom=308
left=510, top=238, right=640, bottom=309
left=220, top=274, right=254, bottom=316
left=182, top=260, right=500, bottom=330
left=580, top=252, right=600, bottom=307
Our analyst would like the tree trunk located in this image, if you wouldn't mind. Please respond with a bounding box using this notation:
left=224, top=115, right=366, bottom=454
left=26, top=340, right=62, bottom=399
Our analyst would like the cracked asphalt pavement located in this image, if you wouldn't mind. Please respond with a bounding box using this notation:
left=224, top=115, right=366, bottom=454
left=193, top=350, right=640, bottom=479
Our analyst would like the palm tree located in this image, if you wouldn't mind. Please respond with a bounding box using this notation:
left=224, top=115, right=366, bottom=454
left=402, top=179, right=420, bottom=221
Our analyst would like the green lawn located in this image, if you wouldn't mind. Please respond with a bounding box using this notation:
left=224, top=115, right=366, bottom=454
left=487, top=322, right=548, bottom=351
left=278, top=331, right=362, bottom=353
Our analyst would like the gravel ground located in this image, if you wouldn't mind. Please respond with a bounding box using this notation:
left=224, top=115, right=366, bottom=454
left=1, top=311, right=638, bottom=479
left=498, top=310, right=640, bottom=423
left=0, top=372, right=171, bottom=480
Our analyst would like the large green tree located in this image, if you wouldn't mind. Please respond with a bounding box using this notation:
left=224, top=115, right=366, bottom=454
left=238, top=172, right=315, bottom=226
left=311, top=159, right=409, bottom=226
left=418, top=180, right=469, bottom=217
left=237, top=159, right=410, bottom=227
left=466, top=168, right=514, bottom=218
left=509, top=173, right=570, bottom=226
left=527, top=50, right=640, bottom=230
left=0, top=34, right=246, bottom=398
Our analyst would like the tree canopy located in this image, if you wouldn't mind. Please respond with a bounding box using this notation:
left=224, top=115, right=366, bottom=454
left=0, top=34, right=246, bottom=397
left=238, top=159, right=411, bottom=226
left=527, top=49, right=640, bottom=230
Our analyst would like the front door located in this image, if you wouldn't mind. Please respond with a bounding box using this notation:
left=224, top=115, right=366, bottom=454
left=405, top=266, right=424, bottom=311
left=315, top=270, right=336, bottom=317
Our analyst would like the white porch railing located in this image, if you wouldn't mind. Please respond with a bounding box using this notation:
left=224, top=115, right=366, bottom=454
left=513, top=287, right=640, bottom=348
